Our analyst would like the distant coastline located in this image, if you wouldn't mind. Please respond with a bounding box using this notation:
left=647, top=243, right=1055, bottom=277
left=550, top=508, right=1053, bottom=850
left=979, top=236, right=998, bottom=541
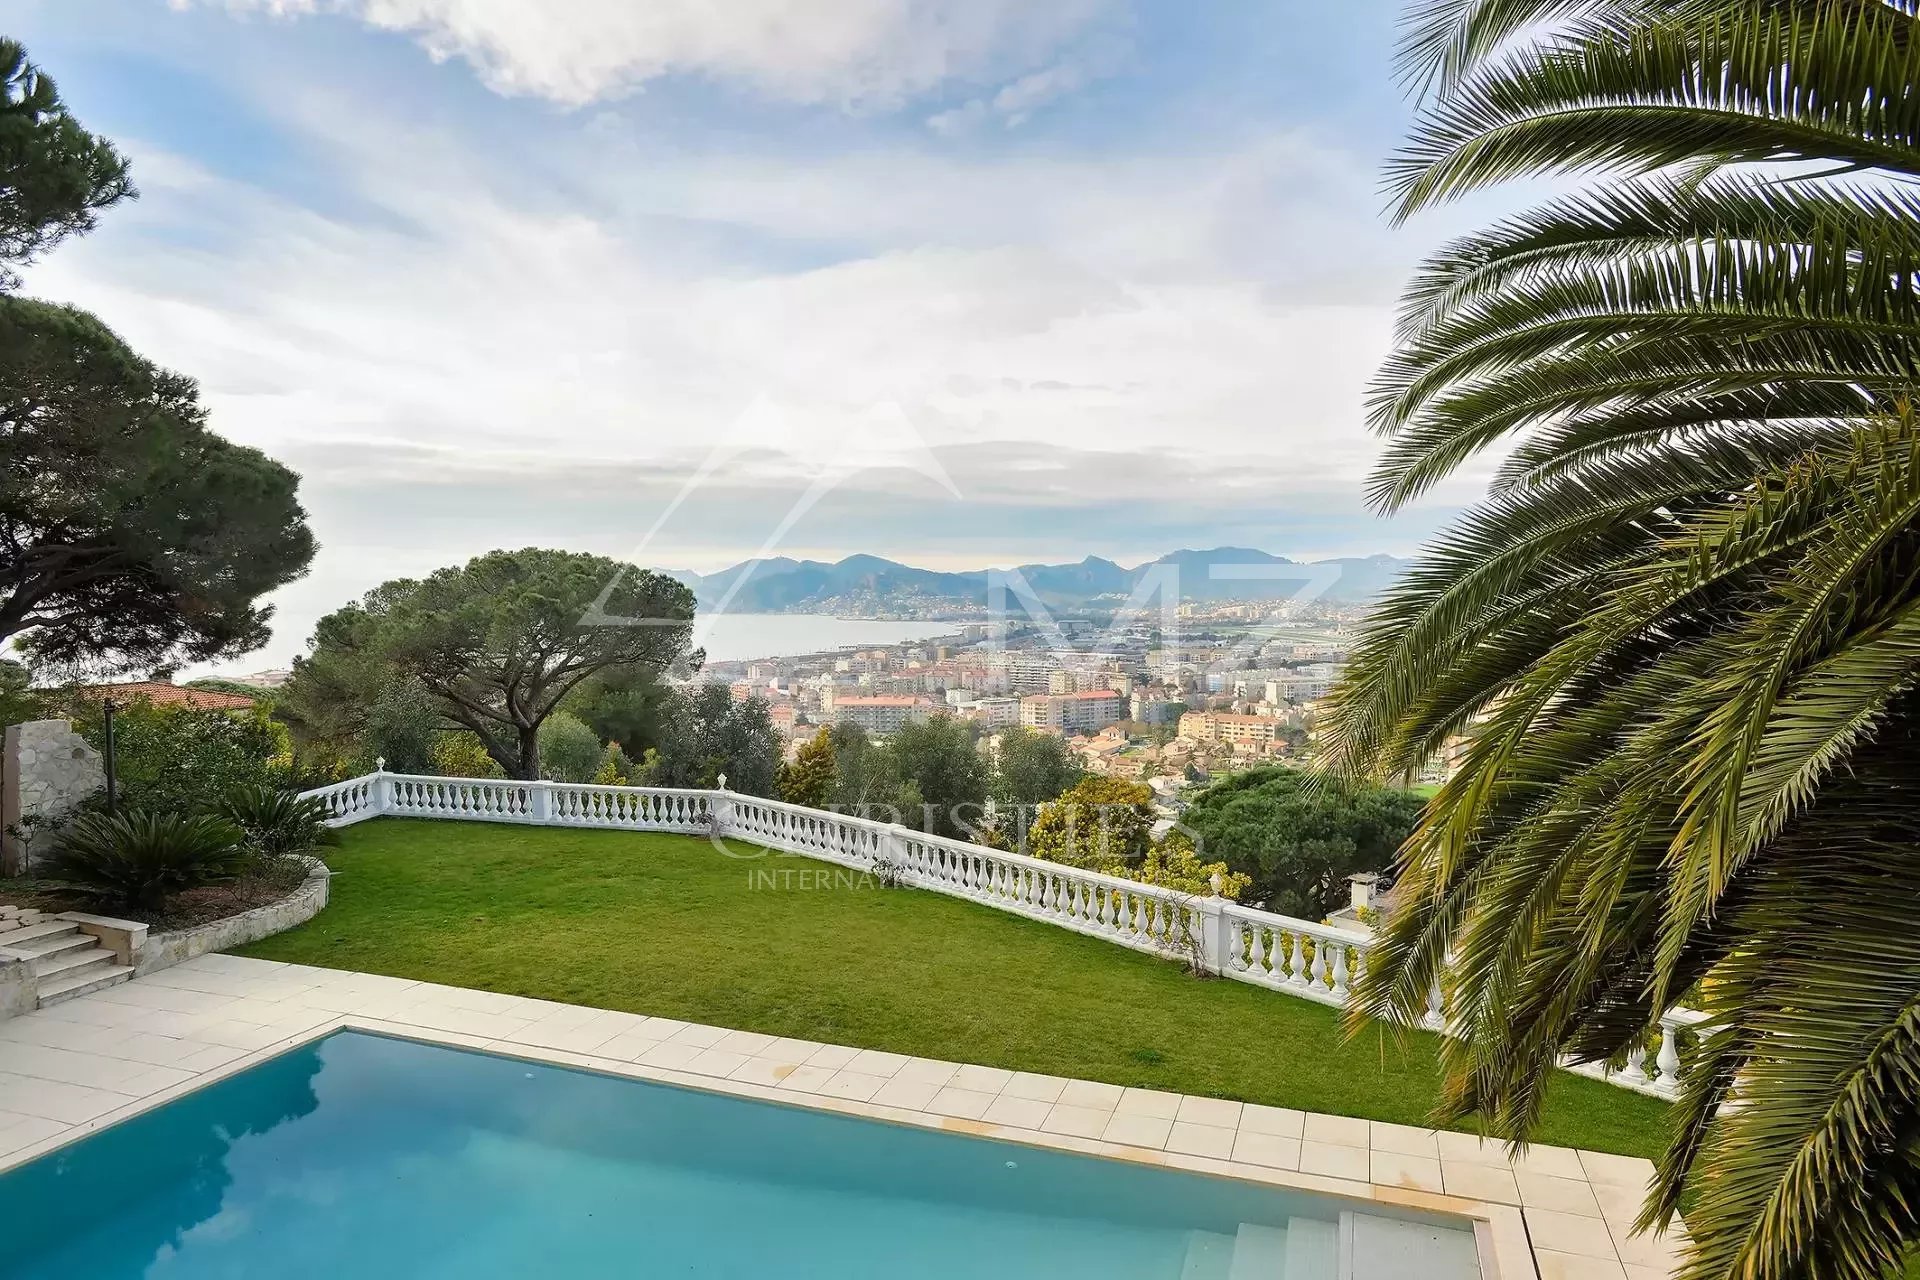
left=691, top=613, right=961, bottom=665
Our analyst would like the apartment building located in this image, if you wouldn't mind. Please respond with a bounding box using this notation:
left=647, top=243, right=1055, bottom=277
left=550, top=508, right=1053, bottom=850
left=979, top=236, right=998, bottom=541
left=994, top=652, right=1063, bottom=694
left=1020, top=689, right=1124, bottom=735
left=830, top=695, right=934, bottom=734
left=1178, top=710, right=1282, bottom=748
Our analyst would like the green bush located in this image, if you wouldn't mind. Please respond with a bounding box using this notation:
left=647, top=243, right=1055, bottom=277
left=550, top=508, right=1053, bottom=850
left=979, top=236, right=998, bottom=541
left=76, top=700, right=282, bottom=814
left=213, top=784, right=337, bottom=857
left=44, top=811, right=249, bottom=910
left=592, top=742, right=635, bottom=785
left=431, top=731, right=504, bottom=778
left=538, top=711, right=603, bottom=783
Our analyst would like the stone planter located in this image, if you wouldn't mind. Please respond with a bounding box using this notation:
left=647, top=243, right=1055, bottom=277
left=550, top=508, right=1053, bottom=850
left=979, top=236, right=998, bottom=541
left=134, top=856, right=332, bottom=976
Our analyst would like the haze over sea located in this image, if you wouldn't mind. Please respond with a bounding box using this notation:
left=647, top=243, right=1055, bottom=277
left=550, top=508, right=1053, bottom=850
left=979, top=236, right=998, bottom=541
left=690, top=614, right=960, bottom=664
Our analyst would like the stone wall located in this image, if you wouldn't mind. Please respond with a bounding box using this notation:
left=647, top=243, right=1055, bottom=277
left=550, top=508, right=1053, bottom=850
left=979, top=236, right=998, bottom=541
left=2, top=720, right=105, bottom=875
left=0, top=953, right=34, bottom=1020
left=134, top=857, right=332, bottom=976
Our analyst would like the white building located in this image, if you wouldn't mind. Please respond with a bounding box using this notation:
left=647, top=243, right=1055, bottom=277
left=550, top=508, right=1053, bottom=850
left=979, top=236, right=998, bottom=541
left=994, top=652, right=1062, bottom=695
left=831, top=695, right=934, bottom=734
left=1020, top=690, right=1124, bottom=735
left=974, top=696, right=1021, bottom=728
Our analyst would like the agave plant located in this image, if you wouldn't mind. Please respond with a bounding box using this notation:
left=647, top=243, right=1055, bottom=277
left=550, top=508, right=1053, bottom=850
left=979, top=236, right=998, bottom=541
left=1323, top=3, right=1920, bottom=1279
left=213, top=784, right=338, bottom=858
left=44, top=811, right=249, bottom=910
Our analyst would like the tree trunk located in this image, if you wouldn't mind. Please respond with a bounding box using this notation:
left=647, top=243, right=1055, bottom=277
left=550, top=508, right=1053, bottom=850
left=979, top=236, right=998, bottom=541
left=513, top=722, right=541, bottom=780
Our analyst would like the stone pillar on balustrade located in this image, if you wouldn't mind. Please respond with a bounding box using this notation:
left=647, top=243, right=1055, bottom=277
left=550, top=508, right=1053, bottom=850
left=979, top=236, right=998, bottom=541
left=2, top=719, right=106, bottom=875
left=1196, top=870, right=1233, bottom=975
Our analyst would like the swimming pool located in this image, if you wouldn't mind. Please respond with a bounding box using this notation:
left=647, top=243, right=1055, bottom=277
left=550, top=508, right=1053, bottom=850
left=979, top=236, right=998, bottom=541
left=1, top=1031, right=1482, bottom=1278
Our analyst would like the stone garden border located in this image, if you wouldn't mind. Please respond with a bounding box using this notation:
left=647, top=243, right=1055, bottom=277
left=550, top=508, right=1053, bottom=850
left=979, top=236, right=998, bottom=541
left=133, top=856, right=332, bottom=976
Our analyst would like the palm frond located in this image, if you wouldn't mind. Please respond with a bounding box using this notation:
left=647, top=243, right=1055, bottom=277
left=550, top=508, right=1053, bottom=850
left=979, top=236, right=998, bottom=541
left=1391, top=4, right=1920, bottom=221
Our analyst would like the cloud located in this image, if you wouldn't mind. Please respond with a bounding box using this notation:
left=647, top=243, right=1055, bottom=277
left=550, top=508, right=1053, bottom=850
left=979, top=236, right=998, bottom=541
left=177, top=0, right=1116, bottom=108
left=927, top=35, right=1129, bottom=135
left=17, top=16, right=1477, bottom=671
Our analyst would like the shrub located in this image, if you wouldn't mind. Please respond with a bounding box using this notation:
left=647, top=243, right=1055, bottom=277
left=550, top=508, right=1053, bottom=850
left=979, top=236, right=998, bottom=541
left=75, top=699, right=282, bottom=814
left=1028, top=777, right=1157, bottom=870
left=775, top=730, right=836, bottom=807
left=44, top=811, right=249, bottom=910
left=539, top=711, right=603, bottom=783
left=592, top=743, right=634, bottom=785
left=213, top=784, right=337, bottom=857
left=1110, top=830, right=1250, bottom=900
left=431, top=731, right=504, bottom=778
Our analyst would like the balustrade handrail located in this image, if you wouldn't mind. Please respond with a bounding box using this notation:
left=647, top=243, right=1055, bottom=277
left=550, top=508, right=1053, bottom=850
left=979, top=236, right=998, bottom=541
left=730, top=789, right=1246, bottom=905
left=377, top=772, right=719, bottom=801
left=297, top=768, right=1701, bottom=1100
left=1217, top=896, right=1374, bottom=948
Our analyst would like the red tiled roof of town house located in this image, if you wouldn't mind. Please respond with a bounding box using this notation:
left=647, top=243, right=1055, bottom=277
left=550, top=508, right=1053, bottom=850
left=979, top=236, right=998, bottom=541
left=74, top=681, right=257, bottom=711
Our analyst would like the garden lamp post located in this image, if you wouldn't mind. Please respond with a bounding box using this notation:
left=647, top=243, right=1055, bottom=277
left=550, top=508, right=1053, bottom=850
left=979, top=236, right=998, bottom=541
left=102, top=697, right=118, bottom=818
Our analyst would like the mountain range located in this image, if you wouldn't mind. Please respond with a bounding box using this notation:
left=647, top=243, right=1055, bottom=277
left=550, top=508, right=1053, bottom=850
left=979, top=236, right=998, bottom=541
left=667, top=548, right=1408, bottom=614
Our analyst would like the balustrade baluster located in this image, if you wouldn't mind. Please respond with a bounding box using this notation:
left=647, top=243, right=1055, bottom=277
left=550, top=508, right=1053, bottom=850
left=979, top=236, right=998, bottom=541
left=1288, top=933, right=1308, bottom=986
left=1620, top=1045, right=1649, bottom=1086
left=1653, top=1023, right=1681, bottom=1094
left=1330, top=944, right=1350, bottom=1001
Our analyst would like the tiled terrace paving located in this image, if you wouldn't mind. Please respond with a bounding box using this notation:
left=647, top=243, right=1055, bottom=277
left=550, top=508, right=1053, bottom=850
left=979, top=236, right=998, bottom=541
left=0, top=953, right=1686, bottom=1280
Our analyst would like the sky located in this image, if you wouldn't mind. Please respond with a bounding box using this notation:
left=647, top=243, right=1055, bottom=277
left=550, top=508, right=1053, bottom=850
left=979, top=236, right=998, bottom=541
left=10, top=0, right=1498, bottom=672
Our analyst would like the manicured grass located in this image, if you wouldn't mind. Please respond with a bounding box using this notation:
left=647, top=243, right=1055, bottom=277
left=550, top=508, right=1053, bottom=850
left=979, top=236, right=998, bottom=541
left=242, top=818, right=1673, bottom=1157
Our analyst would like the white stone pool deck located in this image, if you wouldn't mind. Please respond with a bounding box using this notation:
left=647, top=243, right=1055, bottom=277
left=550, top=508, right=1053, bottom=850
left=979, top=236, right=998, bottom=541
left=0, top=954, right=1684, bottom=1280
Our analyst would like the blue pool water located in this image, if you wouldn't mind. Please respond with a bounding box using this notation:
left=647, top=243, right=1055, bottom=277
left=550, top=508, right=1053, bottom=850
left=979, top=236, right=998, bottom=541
left=1, top=1032, right=1477, bottom=1279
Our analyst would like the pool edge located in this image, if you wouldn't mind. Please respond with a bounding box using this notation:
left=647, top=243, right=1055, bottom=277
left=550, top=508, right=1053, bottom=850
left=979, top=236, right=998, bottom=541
left=0, top=1012, right=1535, bottom=1280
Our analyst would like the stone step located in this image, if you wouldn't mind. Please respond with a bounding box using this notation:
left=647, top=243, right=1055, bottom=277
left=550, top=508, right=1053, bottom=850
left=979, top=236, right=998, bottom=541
left=35, top=963, right=134, bottom=1008
left=1227, top=1222, right=1289, bottom=1280
left=32, top=946, right=118, bottom=980
left=1179, top=1230, right=1235, bottom=1280
left=1282, top=1216, right=1339, bottom=1280
left=0, top=920, right=82, bottom=950
left=14, top=931, right=96, bottom=962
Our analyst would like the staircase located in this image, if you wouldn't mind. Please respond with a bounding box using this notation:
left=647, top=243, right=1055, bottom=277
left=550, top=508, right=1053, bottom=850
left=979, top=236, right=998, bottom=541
left=4, top=920, right=134, bottom=1006
left=1178, top=1217, right=1341, bottom=1279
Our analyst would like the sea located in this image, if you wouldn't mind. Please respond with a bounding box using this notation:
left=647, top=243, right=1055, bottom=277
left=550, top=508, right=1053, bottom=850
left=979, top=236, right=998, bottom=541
left=690, top=613, right=963, bottom=663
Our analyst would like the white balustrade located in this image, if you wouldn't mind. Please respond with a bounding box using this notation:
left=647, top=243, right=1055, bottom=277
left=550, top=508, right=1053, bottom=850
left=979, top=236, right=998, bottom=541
left=298, top=775, right=381, bottom=826
left=1218, top=904, right=1371, bottom=1009
left=299, top=767, right=1702, bottom=1101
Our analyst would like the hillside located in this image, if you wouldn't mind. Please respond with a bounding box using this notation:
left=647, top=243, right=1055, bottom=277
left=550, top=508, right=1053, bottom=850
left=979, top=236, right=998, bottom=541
left=667, top=548, right=1406, bottom=613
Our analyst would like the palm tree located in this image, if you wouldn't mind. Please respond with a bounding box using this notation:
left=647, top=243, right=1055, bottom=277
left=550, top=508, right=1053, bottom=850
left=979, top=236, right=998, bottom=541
left=1324, top=3, right=1920, bottom=1279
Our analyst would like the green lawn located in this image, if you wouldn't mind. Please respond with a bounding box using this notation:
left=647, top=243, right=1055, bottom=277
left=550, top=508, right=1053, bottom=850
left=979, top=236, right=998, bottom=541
left=241, top=818, right=1672, bottom=1158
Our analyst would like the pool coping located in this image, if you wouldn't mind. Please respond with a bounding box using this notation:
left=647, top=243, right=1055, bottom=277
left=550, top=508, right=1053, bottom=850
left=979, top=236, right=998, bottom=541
left=0, top=1002, right=1536, bottom=1280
